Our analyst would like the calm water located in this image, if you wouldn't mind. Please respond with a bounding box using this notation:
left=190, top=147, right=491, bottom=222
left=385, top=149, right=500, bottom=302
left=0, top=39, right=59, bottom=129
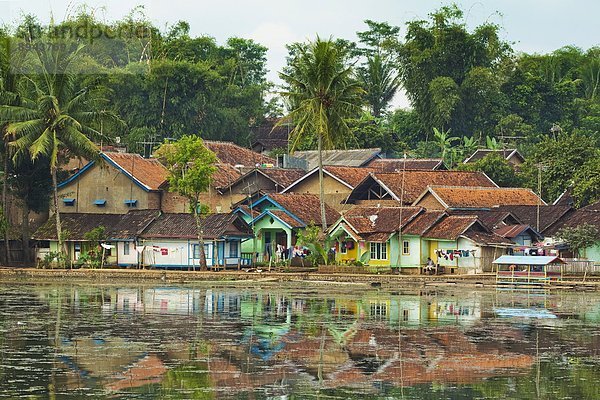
left=0, top=282, right=599, bottom=399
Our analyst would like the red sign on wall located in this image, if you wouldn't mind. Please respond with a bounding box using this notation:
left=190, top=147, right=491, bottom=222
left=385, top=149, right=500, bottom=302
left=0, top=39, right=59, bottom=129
left=161, top=248, right=168, bottom=256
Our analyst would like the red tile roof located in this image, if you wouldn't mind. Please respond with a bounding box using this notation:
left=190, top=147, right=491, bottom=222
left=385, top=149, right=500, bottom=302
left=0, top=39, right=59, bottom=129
left=341, top=206, right=423, bottom=241
left=267, top=193, right=340, bottom=227
left=211, top=163, right=243, bottom=189
left=204, top=141, right=275, bottom=167
left=104, top=152, right=168, bottom=191
left=494, top=205, right=573, bottom=234
left=402, top=210, right=447, bottom=236
left=424, top=186, right=543, bottom=209
left=324, top=166, right=376, bottom=187
left=366, top=158, right=444, bottom=171
left=260, top=168, right=306, bottom=188
left=493, top=224, right=534, bottom=238
left=349, top=171, right=496, bottom=204
left=423, top=215, right=480, bottom=240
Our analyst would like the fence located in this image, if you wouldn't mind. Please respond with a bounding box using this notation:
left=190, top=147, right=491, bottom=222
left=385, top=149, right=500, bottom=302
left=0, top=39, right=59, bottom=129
left=560, top=259, right=600, bottom=275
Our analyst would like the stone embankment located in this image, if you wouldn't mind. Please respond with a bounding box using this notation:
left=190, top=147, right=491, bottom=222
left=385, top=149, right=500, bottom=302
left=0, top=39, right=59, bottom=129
left=0, top=267, right=598, bottom=290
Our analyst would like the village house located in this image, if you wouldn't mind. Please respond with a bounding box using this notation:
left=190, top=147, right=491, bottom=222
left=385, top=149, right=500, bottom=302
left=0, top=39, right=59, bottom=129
left=344, top=171, right=497, bottom=207
left=250, top=117, right=291, bottom=154
left=463, top=148, right=525, bottom=168
left=327, top=206, right=423, bottom=271
left=32, top=210, right=253, bottom=268
left=281, top=166, right=375, bottom=211
left=56, top=152, right=175, bottom=214
left=234, top=193, right=339, bottom=262
left=32, top=210, right=158, bottom=265
left=544, top=200, right=600, bottom=262
left=137, top=213, right=253, bottom=269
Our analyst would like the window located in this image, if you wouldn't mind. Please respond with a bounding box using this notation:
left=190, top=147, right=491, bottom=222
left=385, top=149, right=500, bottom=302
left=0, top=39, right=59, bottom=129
left=62, top=198, right=75, bottom=206
left=340, top=241, right=347, bottom=254
left=229, top=241, right=238, bottom=258
left=93, top=199, right=106, bottom=207
left=124, top=200, right=138, bottom=207
left=370, top=242, right=387, bottom=260
left=403, top=240, right=410, bottom=255
left=193, top=244, right=210, bottom=259
left=124, top=242, right=130, bottom=256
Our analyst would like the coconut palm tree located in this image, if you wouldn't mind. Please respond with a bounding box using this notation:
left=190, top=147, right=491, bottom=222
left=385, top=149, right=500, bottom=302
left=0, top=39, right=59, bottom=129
left=279, top=37, right=363, bottom=230
left=358, top=53, right=400, bottom=117
left=0, top=42, right=121, bottom=261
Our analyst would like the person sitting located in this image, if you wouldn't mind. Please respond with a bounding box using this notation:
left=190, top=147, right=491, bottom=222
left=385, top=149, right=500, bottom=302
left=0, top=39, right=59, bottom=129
left=425, top=257, right=435, bottom=274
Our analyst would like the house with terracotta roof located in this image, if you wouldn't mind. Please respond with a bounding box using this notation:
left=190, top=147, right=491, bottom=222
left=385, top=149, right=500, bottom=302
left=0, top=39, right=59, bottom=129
left=234, top=193, right=339, bottom=262
left=204, top=140, right=275, bottom=167
left=291, top=148, right=383, bottom=170
left=32, top=210, right=159, bottom=265
left=545, top=201, right=600, bottom=262
left=327, top=206, right=423, bottom=269
left=282, top=166, right=376, bottom=211
left=413, top=186, right=544, bottom=210
left=56, top=152, right=174, bottom=214
left=138, top=213, right=253, bottom=269
left=463, top=149, right=525, bottom=167
left=250, top=117, right=290, bottom=154
left=344, top=171, right=497, bottom=207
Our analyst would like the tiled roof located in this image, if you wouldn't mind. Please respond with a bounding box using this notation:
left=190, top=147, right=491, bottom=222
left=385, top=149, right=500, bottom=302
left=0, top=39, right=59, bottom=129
left=250, top=118, right=290, bottom=151
left=324, top=166, right=376, bottom=188
left=463, top=149, right=523, bottom=163
left=494, top=205, right=572, bottom=234
left=402, top=210, right=447, bottom=236
left=350, top=171, right=496, bottom=204
left=426, top=186, right=543, bottom=209
left=267, top=194, right=340, bottom=227
left=494, top=224, right=534, bottom=239
left=269, top=209, right=303, bottom=228
left=211, top=163, right=243, bottom=189
left=204, top=141, right=275, bottom=167
left=343, top=206, right=423, bottom=240
left=366, top=158, right=444, bottom=171
left=423, top=215, right=480, bottom=240
left=548, top=200, right=600, bottom=234
left=292, top=148, right=382, bottom=170
left=110, top=210, right=160, bottom=239
left=447, top=209, right=521, bottom=230
left=141, top=213, right=253, bottom=239
left=32, top=210, right=158, bottom=241
left=260, top=168, right=305, bottom=188
left=103, top=152, right=169, bottom=191
left=462, top=230, right=515, bottom=246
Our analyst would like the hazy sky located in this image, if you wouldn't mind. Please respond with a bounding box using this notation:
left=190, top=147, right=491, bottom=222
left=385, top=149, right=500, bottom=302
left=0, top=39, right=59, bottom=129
left=2, top=0, right=598, bottom=108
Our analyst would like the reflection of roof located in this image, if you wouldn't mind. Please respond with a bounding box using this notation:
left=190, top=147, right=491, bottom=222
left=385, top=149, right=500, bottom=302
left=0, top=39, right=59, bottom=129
left=421, top=186, right=543, bottom=209
left=204, top=140, right=275, bottom=166
left=366, top=158, right=444, bottom=171
left=293, top=148, right=382, bottom=170
left=105, top=354, right=167, bottom=392
left=141, top=213, right=253, bottom=239
left=493, top=255, right=565, bottom=265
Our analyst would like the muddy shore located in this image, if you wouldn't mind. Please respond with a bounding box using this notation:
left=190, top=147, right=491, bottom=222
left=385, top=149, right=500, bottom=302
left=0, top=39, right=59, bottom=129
left=0, top=267, right=598, bottom=290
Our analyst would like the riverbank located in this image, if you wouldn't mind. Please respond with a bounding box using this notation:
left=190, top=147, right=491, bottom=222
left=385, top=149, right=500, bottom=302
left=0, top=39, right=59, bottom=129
left=1, top=267, right=599, bottom=290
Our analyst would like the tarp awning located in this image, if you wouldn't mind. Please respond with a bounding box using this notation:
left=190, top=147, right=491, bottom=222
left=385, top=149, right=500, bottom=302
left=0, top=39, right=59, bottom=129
left=493, top=255, right=565, bottom=266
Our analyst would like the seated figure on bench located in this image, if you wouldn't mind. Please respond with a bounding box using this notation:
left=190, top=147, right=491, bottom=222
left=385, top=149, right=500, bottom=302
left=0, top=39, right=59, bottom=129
left=424, top=257, right=436, bottom=275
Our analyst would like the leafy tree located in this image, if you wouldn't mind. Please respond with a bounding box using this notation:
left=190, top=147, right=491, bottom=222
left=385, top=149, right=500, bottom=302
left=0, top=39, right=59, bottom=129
left=571, top=156, right=600, bottom=207
left=397, top=5, right=511, bottom=136
left=280, top=37, right=363, bottom=230
left=519, top=132, right=597, bottom=202
left=457, top=153, right=522, bottom=187
left=0, top=41, right=121, bottom=261
left=433, top=127, right=459, bottom=167
left=357, top=54, right=400, bottom=117
left=155, top=135, right=216, bottom=270
left=555, top=224, right=600, bottom=258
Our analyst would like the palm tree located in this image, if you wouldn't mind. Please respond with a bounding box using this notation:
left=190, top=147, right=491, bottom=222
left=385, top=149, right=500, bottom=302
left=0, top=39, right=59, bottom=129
left=0, top=42, right=121, bottom=261
left=358, top=53, right=400, bottom=117
left=279, top=37, right=363, bottom=230
left=433, top=127, right=459, bottom=166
